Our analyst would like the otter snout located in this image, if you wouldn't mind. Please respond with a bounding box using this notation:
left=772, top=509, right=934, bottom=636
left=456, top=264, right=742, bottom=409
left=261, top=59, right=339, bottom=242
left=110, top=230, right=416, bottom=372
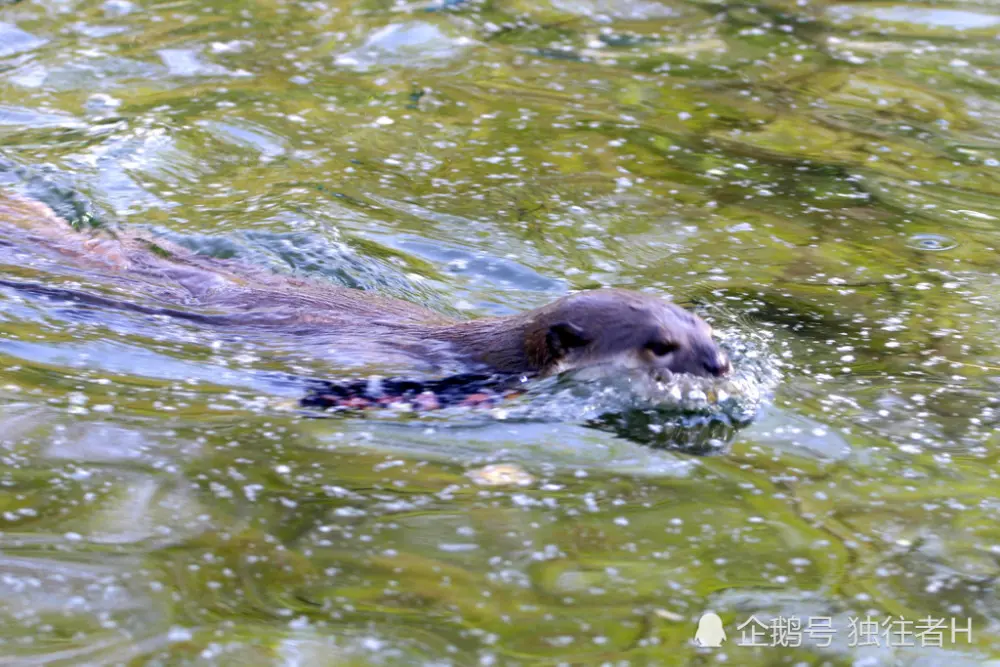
left=700, top=344, right=732, bottom=378
left=671, top=342, right=732, bottom=379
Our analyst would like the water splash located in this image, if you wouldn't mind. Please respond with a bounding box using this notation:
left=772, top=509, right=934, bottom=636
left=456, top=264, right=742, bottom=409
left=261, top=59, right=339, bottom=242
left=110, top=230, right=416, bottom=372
left=502, top=325, right=780, bottom=450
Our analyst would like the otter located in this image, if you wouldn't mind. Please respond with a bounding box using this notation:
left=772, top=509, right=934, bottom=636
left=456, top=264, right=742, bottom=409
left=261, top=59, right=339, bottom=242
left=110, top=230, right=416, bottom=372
left=430, top=289, right=731, bottom=379
left=0, top=191, right=730, bottom=384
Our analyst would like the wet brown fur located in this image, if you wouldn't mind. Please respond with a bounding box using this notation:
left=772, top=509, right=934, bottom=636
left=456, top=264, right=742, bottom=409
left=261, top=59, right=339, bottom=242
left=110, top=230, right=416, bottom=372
left=0, top=191, right=729, bottom=378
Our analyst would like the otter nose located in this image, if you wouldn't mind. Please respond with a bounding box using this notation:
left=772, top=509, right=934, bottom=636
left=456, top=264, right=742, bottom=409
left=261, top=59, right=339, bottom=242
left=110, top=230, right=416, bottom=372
left=702, top=350, right=732, bottom=377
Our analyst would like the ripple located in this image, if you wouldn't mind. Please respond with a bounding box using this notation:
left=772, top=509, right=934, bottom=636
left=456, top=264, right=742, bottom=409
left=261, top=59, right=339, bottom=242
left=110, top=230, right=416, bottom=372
left=906, top=233, right=959, bottom=251
left=197, top=119, right=287, bottom=158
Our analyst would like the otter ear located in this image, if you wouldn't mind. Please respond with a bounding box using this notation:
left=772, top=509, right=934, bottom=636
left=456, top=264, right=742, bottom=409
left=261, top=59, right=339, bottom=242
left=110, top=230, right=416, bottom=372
left=546, top=321, right=589, bottom=358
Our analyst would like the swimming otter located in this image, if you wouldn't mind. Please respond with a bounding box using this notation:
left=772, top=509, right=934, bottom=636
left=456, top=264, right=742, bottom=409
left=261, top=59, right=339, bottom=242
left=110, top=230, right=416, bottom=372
left=0, top=191, right=730, bottom=381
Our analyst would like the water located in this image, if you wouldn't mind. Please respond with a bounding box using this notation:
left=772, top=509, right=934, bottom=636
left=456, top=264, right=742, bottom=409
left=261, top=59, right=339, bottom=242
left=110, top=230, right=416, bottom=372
left=0, top=0, right=999, bottom=664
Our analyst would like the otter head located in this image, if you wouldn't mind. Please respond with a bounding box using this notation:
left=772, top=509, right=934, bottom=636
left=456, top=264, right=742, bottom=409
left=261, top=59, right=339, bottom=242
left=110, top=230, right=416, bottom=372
left=526, top=289, right=731, bottom=380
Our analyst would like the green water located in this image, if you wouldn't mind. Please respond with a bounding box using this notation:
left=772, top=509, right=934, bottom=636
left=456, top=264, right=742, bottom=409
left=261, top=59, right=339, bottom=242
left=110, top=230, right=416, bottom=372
left=1, top=0, right=1000, bottom=664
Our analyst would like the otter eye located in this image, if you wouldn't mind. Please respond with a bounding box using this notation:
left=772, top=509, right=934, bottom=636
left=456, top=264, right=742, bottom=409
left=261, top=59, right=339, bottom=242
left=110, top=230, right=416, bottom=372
left=646, top=341, right=678, bottom=356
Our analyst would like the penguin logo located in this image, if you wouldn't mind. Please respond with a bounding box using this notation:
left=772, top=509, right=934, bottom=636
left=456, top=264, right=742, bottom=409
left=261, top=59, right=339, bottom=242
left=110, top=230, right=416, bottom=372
left=694, top=612, right=727, bottom=647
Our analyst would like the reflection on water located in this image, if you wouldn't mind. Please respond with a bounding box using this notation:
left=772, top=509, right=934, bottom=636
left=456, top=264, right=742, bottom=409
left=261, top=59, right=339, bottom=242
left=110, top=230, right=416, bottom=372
left=0, top=0, right=1000, bottom=663
left=334, top=22, right=477, bottom=71
left=830, top=5, right=1000, bottom=31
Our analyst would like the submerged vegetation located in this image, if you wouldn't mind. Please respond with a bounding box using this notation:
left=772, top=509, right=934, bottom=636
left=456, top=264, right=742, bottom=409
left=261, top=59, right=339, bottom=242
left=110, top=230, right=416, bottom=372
left=0, top=0, right=999, bottom=663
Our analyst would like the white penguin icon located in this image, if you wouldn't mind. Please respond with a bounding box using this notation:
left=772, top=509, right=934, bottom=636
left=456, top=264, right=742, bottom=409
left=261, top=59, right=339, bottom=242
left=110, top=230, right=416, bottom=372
left=694, top=612, right=727, bottom=647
